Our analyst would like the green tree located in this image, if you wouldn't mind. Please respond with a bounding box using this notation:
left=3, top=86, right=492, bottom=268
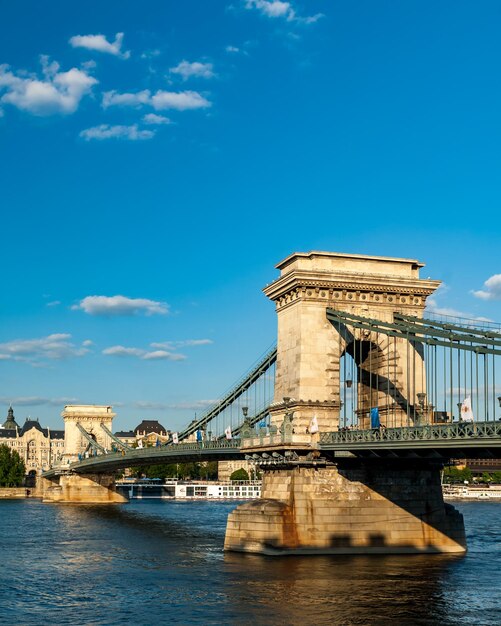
left=230, top=468, right=249, bottom=482
left=480, top=472, right=492, bottom=484
left=443, top=466, right=472, bottom=484
left=490, top=471, right=501, bottom=483
left=0, top=444, right=26, bottom=487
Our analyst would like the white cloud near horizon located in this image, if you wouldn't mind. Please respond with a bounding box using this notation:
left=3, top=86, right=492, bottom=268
left=73, top=295, right=169, bottom=316
left=169, top=60, right=215, bottom=80
left=102, top=88, right=210, bottom=111
left=243, top=0, right=323, bottom=24
left=0, top=396, right=79, bottom=408
left=0, top=334, right=90, bottom=364
left=0, top=56, right=97, bottom=116
left=80, top=123, right=155, bottom=141
left=472, top=274, right=501, bottom=301
left=69, top=32, right=130, bottom=59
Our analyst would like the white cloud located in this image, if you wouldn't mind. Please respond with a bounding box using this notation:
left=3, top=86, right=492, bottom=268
left=151, top=90, right=211, bottom=111
left=102, top=88, right=210, bottom=111
left=0, top=334, right=90, bottom=363
left=69, top=32, right=130, bottom=59
left=102, top=89, right=151, bottom=108
left=169, top=60, right=215, bottom=80
left=142, top=350, right=186, bottom=361
left=102, top=346, right=145, bottom=357
left=142, top=113, right=171, bottom=125
left=46, top=300, right=61, bottom=307
left=73, top=295, right=169, bottom=316
left=102, top=346, right=186, bottom=361
left=244, top=0, right=323, bottom=24
left=80, top=123, right=155, bottom=141
left=165, top=399, right=218, bottom=410
left=0, top=57, right=97, bottom=116
left=151, top=339, right=213, bottom=349
left=225, top=45, right=241, bottom=53
left=133, top=400, right=171, bottom=410
left=0, top=396, right=79, bottom=407
left=425, top=297, right=492, bottom=323
left=472, top=274, right=501, bottom=301
left=141, top=49, right=161, bottom=60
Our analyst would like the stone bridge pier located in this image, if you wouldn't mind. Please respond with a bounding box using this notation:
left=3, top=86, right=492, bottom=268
left=42, top=405, right=126, bottom=504
left=225, top=251, right=466, bottom=555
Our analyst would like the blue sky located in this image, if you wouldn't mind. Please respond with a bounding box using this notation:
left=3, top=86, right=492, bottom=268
left=1, top=0, right=500, bottom=430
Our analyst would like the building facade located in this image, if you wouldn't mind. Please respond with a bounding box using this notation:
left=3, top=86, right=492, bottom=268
left=0, top=407, right=65, bottom=476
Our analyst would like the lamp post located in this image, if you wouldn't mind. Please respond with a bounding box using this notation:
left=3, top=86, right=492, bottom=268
left=457, top=402, right=463, bottom=422
left=498, top=396, right=501, bottom=420
left=417, top=392, right=426, bottom=425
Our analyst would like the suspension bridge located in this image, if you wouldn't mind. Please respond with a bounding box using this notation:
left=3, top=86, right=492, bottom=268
left=42, top=251, right=501, bottom=556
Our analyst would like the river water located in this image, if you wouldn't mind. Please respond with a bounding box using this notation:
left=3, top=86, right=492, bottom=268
left=0, top=499, right=499, bottom=626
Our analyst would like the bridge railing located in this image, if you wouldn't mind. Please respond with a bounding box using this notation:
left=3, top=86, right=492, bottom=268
left=320, top=421, right=501, bottom=445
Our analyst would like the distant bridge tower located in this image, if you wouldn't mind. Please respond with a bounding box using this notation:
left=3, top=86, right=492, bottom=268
left=61, top=405, right=115, bottom=463
left=263, top=251, right=440, bottom=432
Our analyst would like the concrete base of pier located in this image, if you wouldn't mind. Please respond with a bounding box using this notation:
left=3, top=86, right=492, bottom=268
left=224, top=463, right=466, bottom=555
left=42, top=473, right=127, bottom=504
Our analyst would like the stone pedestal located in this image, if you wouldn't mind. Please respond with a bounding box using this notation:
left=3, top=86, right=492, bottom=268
left=224, top=463, right=466, bottom=555
left=42, top=473, right=127, bottom=504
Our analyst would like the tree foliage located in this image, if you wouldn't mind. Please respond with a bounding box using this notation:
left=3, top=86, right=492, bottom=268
left=442, top=466, right=472, bottom=483
left=131, top=461, right=218, bottom=481
left=230, top=468, right=250, bottom=482
left=0, top=444, right=26, bottom=487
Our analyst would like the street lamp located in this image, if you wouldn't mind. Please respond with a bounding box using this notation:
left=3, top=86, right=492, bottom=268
left=242, top=406, right=248, bottom=418
left=457, top=402, right=463, bottom=422
left=416, top=392, right=426, bottom=425
left=345, top=379, right=353, bottom=389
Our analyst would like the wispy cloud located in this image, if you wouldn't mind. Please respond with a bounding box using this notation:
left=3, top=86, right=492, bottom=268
left=80, top=124, right=155, bottom=141
left=472, top=274, right=501, bottom=301
left=165, top=399, right=218, bottom=411
left=46, top=300, right=61, bottom=307
left=150, top=339, right=214, bottom=350
left=103, top=345, right=186, bottom=361
left=102, top=89, right=211, bottom=111
left=225, top=45, right=241, bottom=54
left=169, top=60, right=215, bottom=80
left=72, top=295, right=169, bottom=316
left=0, top=56, right=97, bottom=116
left=425, top=297, right=492, bottom=322
left=69, top=32, right=130, bottom=59
left=0, top=396, right=79, bottom=408
left=0, top=334, right=90, bottom=364
left=243, top=0, right=323, bottom=24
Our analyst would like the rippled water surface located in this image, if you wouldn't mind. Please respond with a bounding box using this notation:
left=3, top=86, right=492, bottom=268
left=0, top=499, right=500, bottom=625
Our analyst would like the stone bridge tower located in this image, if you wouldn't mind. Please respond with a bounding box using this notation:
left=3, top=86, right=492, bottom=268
left=225, top=251, right=466, bottom=556
left=263, top=251, right=440, bottom=432
left=61, top=405, right=115, bottom=463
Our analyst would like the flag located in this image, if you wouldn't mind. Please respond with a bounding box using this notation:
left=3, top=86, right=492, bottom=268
left=137, top=439, right=143, bottom=449
left=196, top=429, right=203, bottom=442
left=172, top=432, right=179, bottom=444
left=309, top=415, right=319, bottom=434
left=258, top=419, right=267, bottom=428
left=225, top=426, right=232, bottom=440
left=461, top=396, right=474, bottom=422
left=370, top=407, right=380, bottom=429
